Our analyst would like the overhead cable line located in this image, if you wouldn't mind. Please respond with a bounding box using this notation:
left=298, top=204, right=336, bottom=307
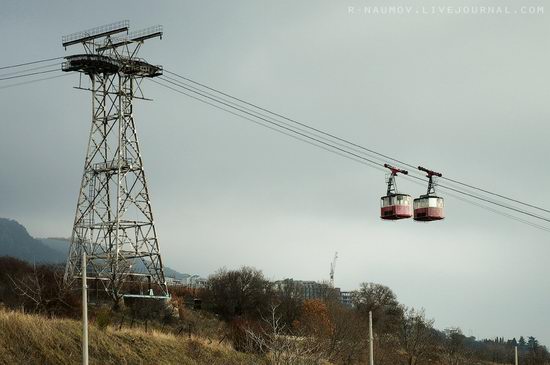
left=0, top=62, right=63, bottom=78
left=0, top=68, right=60, bottom=81
left=164, top=69, right=550, bottom=216
left=154, top=73, right=550, bottom=227
left=151, top=78, right=386, bottom=173
left=164, top=69, right=416, bottom=170
left=1, top=57, right=546, bottom=215
left=0, top=57, right=547, bottom=229
left=157, top=76, right=385, bottom=168
left=440, top=176, right=550, bottom=214
left=0, top=56, right=65, bottom=70
left=405, top=174, right=550, bottom=224
left=0, top=73, right=70, bottom=91
left=152, top=78, right=550, bottom=232
left=405, top=177, right=550, bottom=233
left=161, top=74, right=389, bottom=166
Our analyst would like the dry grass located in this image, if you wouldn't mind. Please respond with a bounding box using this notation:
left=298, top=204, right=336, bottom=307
left=0, top=309, right=266, bottom=365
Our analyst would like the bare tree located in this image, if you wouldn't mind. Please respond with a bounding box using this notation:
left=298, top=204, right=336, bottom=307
left=9, top=264, right=77, bottom=316
left=442, top=327, right=471, bottom=365
left=323, top=301, right=369, bottom=364
left=204, top=266, right=273, bottom=321
left=244, top=304, right=325, bottom=365
left=398, top=307, right=438, bottom=365
left=352, top=282, right=403, bottom=335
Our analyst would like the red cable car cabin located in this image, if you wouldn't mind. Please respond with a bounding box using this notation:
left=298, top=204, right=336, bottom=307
left=380, top=164, right=413, bottom=220
left=413, top=166, right=445, bottom=221
left=413, top=195, right=444, bottom=221
left=381, top=193, right=413, bottom=220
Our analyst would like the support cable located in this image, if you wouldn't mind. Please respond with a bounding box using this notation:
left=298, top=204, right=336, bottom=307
left=0, top=73, right=69, bottom=90
left=164, top=69, right=550, bottom=215
left=150, top=78, right=387, bottom=173
left=0, top=56, right=65, bottom=70
left=157, top=76, right=385, bottom=168
left=0, top=68, right=60, bottom=81
left=152, top=75, right=550, bottom=227
left=0, top=62, right=63, bottom=78
left=0, top=57, right=547, bottom=230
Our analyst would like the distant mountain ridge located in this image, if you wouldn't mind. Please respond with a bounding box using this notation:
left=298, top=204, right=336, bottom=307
left=0, top=218, right=64, bottom=263
left=0, top=218, right=188, bottom=279
left=40, top=237, right=70, bottom=257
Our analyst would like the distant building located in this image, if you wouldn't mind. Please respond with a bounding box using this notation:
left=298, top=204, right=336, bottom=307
left=187, top=275, right=207, bottom=289
left=165, top=276, right=183, bottom=286
left=165, top=274, right=207, bottom=288
left=274, top=278, right=355, bottom=307
left=340, top=291, right=353, bottom=307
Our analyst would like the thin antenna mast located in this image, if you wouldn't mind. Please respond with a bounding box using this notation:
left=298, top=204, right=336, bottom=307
left=330, top=252, right=338, bottom=287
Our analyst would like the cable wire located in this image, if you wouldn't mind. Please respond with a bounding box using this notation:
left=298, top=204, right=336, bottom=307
left=164, top=68, right=550, bottom=215
left=405, top=174, right=550, bottom=223
left=0, top=56, right=65, bottom=70
left=161, top=74, right=391, bottom=167
left=150, top=78, right=387, bottom=173
left=405, top=177, right=550, bottom=233
left=0, top=73, right=70, bottom=90
left=155, top=74, right=550, bottom=227
left=3, top=57, right=546, bottom=230
left=157, top=76, right=385, bottom=168
left=0, top=62, right=63, bottom=78
left=0, top=69, right=60, bottom=81
left=1, top=57, right=546, bottom=216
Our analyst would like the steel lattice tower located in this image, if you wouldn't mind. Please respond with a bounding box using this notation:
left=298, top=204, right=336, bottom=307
left=61, top=21, right=168, bottom=303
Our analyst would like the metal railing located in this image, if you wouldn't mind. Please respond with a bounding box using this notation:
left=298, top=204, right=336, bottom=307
left=62, top=20, right=129, bottom=45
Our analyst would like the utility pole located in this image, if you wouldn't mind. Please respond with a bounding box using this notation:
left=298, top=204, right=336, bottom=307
left=515, top=345, right=518, bottom=365
left=369, top=311, right=374, bottom=365
left=82, top=250, right=88, bottom=365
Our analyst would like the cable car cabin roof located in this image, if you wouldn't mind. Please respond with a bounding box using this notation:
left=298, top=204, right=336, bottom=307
left=414, top=195, right=443, bottom=200
left=413, top=196, right=444, bottom=207
left=380, top=193, right=411, bottom=198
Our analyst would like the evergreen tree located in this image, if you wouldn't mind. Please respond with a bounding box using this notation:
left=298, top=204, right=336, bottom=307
left=527, top=336, right=539, bottom=350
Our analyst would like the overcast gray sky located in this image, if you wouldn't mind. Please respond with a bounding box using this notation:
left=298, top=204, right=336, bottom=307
left=1, top=0, right=549, bottom=345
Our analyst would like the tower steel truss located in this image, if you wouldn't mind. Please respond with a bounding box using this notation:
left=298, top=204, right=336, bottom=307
left=62, top=21, right=168, bottom=303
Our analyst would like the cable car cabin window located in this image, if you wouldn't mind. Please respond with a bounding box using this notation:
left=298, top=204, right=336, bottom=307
left=414, top=199, right=425, bottom=209
left=414, top=197, right=444, bottom=209
left=381, top=195, right=411, bottom=207
left=428, top=197, right=444, bottom=208
left=397, top=196, right=411, bottom=205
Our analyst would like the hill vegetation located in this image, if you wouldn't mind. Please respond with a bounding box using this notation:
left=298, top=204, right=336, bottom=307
left=1, top=257, right=548, bottom=364
left=0, top=309, right=264, bottom=365
left=0, top=218, right=549, bottom=364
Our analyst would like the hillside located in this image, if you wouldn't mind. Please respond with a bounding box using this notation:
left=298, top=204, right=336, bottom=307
left=0, top=218, right=190, bottom=279
left=0, top=309, right=265, bottom=365
left=40, top=237, right=70, bottom=257
left=40, top=237, right=189, bottom=279
left=0, top=218, right=63, bottom=263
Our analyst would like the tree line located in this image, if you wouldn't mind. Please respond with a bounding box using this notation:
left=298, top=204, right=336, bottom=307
left=196, top=266, right=550, bottom=365
left=0, top=257, right=548, bottom=365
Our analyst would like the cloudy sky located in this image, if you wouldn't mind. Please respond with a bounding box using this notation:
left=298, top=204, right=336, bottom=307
left=1, top=0, right=549, bottom=344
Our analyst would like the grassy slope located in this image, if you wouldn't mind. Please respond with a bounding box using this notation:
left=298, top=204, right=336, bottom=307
left=0, top=309, right=265, bottom=365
